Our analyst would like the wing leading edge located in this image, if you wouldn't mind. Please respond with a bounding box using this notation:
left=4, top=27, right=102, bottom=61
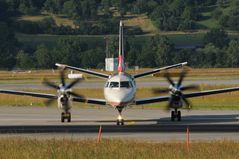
left=135, top=87, right=239, bottom=105
left=133, top=62, right=187, bottom=79
left=56, top=63, right=109, bottom=79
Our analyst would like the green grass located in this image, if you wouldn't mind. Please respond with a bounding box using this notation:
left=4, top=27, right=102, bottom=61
left=18, top=14, right=76, bottom=27
left=123, top=14, right=158, bottom=33
left=16, top=33, right=105, bottom=49
left=16, top=33, right=204, bottom=48
left=197, top=3, right=232, bottom=29
left=198, top=15, right=219, bottom=29
left=0, top=138, right=238, bottom=159
left=16, top=32, right=239, bottom=50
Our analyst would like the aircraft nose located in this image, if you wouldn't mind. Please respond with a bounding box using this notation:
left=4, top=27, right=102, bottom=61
left=115, top=92, right=132, bottom=103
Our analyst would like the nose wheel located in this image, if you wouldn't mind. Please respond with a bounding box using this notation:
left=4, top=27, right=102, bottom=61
left=61, top=112, right=71, bottom=122
left=171, top=110, right=181, bottom=121
left=116, top=107, right=124, bottom=125
left=116, top=115, right=124, bottom=125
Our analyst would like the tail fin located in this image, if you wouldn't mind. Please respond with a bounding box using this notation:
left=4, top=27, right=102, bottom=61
left=118, top=20, right=125, bottom=73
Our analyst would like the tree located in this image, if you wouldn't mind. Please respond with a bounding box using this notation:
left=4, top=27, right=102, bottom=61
left=53, top=38, right=87, bottom=67
left=226, top=40, right=239, bottom=67
left=44, top=0, right=65, bottom=14
left=34, top=44, right=52, bottom=68
left=137, top=37, right=156, bottom=67
left=0, top=1, right=19, bottom=69
left=16, top=50, right=34, bottom=69
left=18, top=0, right=38, bottom=15
left=203, top=28, right=229, bottom=48
left=101, top=0, right=111, bottom=16
left=154, top=35, right=174, bottom=66
left=211, top=8, right=223, bottom=20
left=81, top=48, right=105, bottom=68
left=170, top=0, right=185, bottom=17
left=63, top=0, right=75, bottom=17
left=197, top=43, right=222, bottom=67
left=182, top=6, right=197, bottom=20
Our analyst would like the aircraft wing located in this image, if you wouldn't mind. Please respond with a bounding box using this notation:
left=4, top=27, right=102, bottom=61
left=0, top=89, right=107, bottom=105
left=135, top=96, right=170, bottom=105
left=133, top=62, right=187, bottom=79
left=0, top=89, right=57, bottom=99
left=183, top=87, right=239, bottom=98
left=72, top=97, right=106, bottom=105
left=135, top=87, right=239, bottom=105
left=56, top=63, right=109, bottom=79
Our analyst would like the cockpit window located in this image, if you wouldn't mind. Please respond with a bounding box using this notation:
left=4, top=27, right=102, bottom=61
left=105, top=82, right=109, bottom=88
left=109, top=82, right=119, bottom=88
left=120, top=81, right=131, bottom=88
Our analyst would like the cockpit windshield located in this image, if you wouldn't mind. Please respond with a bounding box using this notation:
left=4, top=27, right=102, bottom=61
left=120, top=81, right=131, bottom=88
left=107, top=81, right=133, bottom=88
left=109, top=82, right=119, bottom=88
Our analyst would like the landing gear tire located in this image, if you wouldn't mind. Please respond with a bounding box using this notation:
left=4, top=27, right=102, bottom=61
left=177, top=111, right=181, bottom=121
left=171, top=110, right=181, bottom=121
left=116, top=119, right=124, bottom=126
left=61, top=112, right=71, bottom=123
left=171, top=111, right=175, bottom=121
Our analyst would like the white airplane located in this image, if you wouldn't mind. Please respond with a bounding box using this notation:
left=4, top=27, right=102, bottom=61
left=1, top=21, right=239, bottom=125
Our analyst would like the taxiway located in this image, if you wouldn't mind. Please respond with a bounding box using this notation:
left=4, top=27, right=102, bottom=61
left=0, top=107, right=238, bottom=141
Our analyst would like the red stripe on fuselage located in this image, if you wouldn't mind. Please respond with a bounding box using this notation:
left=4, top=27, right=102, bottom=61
left=118, top=55, right=124, bottom=73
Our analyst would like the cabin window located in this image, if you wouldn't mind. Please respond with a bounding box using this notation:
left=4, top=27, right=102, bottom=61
left=120, top=81, right=131, bottom=88
left=109, top=82, right=119, bottom=88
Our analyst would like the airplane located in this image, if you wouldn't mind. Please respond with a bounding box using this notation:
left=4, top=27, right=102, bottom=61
left=1, top=21, right=239, bottom=125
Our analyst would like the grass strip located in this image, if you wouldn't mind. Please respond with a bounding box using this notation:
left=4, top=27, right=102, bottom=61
left=0, top=138, right=238, bottom=159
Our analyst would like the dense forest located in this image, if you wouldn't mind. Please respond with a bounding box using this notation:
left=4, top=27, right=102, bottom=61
left=0, top=0, right=239, bottom=69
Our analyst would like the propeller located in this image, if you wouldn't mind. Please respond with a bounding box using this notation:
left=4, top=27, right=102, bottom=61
left=43, top=69, right=84, bottom=106
left=153, top=69, right=198, bottom=110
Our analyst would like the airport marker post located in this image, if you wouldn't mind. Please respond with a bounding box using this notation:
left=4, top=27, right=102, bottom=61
left=97, top=125, right=102, bottom=144
left=186, top=127, right=190, bottom=149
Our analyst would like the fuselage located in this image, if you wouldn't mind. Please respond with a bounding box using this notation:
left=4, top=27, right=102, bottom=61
left=104, top=21, right=136, bottom=109
left=104, top=72, right=136, bottom=108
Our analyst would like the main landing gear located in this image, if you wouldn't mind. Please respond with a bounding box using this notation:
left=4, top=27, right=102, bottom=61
left=61, top=112, right=71, bottom=122
left=171, top=109, right=181, bottom=121
left=116, top=107, right=124, bottom=125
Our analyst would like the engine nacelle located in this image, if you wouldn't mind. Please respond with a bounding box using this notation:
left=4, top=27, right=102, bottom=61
left=171, top=95, right=183, bottom=108
left=57, top=95, right=71, bottom=110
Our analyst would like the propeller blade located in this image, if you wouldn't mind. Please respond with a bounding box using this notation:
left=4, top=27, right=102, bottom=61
left=164, top=72, right=175, bottom=86
left=181, top=85, right=199, bottom=91
left=177, top=69, right=187, bottom=88
left=66, top=78, right=81, bottom=89
left=68, top=91, right=84, bottom=98
left=153, top=88, right=171, bottom=94
left=43, top=79, right=59, bottom=90
left=44, top=98, right=55, bottom=106
left=182, top=96, right=192, bottom=109
left=60, top=69, right=65, bottom=87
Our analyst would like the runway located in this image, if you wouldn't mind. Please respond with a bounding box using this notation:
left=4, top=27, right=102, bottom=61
left=0, top=107, right=238, bottom=141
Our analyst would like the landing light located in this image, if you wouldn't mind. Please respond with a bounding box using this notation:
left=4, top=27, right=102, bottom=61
left=118, top=115, right=122, bottom=120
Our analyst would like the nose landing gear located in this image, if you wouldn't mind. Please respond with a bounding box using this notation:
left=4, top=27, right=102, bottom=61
left=171, top=109, right=181, bottom=121
left=116, top=114, right=124, bottom=125
left=61, top=111, right=71, bottom=122
left=116, top=107, right=124, bottom=125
